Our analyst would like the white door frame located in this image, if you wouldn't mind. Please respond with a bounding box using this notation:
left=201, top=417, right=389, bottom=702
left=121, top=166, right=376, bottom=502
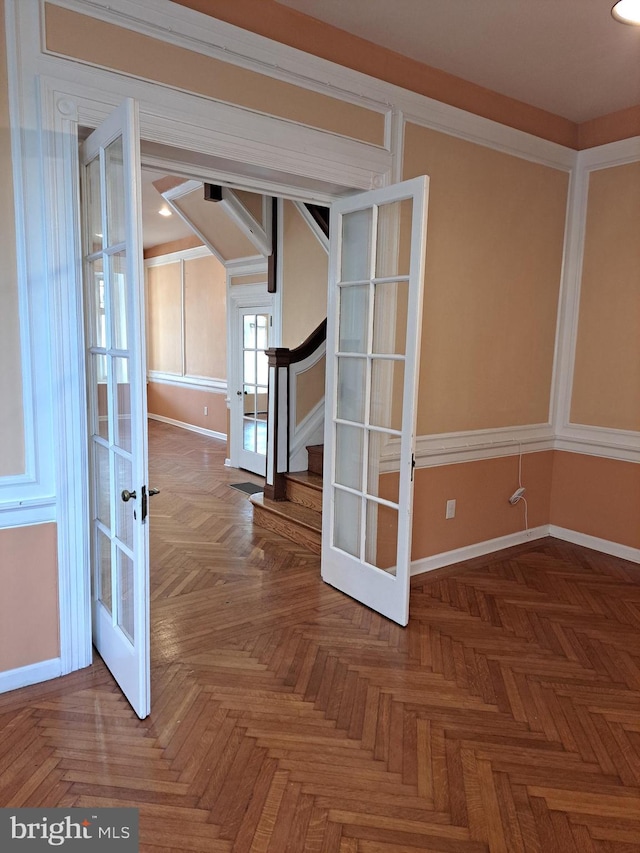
left=6, top=0, right=391, bottom=679
left=227, top=278, right=278, bottom=471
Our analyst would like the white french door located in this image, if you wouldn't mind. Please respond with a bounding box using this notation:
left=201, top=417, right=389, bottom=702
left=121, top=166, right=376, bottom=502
left=321, top=176, right=429, bottom=626
left=81, top=100, right=151, bottom=718
left=236, top=307, right=271, bottom=476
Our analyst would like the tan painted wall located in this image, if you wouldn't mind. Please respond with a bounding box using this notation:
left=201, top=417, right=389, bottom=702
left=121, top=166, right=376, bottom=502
left=550, top=453, right=640, bottom=550
left=403, top=123, right=569, bottom=435
left=184, top=255, right=227, bottom=379
left=296, top=356, right=326, bottom=426
left=147, top=262, right=183, bottom=375
left=44, top=4, right=384, bottom=147
left=144, top=235, right=203, bottom=259
left=0, top=0, right=25, bottom=477
left=147, top=253, right=227, bottom=380
left=410, top=452, right=554, bottom=559
left=147, top=383, right=227, bottom=436
left=281, top=201, right=328, bottom=349
left=0, top=524, right=60, bottom=671
left=570, top=162, right=640, bottom=432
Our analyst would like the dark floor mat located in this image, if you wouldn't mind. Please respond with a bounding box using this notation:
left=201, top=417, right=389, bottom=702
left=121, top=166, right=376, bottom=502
left=230, top=482, right=264, bottom=495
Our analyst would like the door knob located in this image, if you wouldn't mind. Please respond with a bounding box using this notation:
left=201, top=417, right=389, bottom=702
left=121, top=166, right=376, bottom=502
left=237, top=390, right=242, bottom=396
left=148, top=487, right=160, bottom=496
left=121, top=489, right=136, bottom=502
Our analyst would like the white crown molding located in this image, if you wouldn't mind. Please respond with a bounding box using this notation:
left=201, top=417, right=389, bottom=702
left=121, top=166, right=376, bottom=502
left=144, top=244, right=211, bottom=267
left=147, top=413, right=226, bottom=443
left=45, top=0, right=394, bottom=125
left=147, top=372, right=227, bottom=393
left=576, top=135, right=640, bottom=171
left=45, top=0, right=579, bottom=173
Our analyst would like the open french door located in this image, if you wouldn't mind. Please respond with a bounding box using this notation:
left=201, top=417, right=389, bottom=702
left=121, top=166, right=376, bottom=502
left=80, top=100, right=151, bottom=718
left=321, top=176, right=429, bottom=626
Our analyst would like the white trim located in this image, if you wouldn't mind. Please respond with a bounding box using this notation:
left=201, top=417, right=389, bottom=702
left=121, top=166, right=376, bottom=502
left=0, top=500, right=56, bottom=529
left=148, top=413, right=226, bottom=442
left=551, top=136, right=640, bottom=452
left=411, top=526, right=549, bottom=575
left=0, top=657, right=63, bottom=695
left=292, top=201, right=329, bottom=253
left=46, top=0, right=393, bottom=137
left=147, top=371, right=227, bottom=393
left=289, top=399, right=326, bottom=472
left=144, top=244, right=211, bottom=267
left=45, top=0, right=578, bottom=172
left=549, top=526, right=640, bottom=565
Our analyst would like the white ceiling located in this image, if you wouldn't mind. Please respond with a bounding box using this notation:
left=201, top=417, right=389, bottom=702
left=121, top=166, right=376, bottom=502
left=141, top=168, right=194, bottom=249
left=275, top=0, right=640, bottom=123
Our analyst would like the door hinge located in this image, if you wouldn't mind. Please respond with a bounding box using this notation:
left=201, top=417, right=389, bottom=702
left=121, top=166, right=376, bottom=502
left=411, top=453, right=416, bottom=482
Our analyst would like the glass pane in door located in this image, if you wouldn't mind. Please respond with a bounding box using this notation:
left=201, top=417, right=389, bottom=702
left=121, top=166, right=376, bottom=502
left=242, top=312, right=269, bottom=458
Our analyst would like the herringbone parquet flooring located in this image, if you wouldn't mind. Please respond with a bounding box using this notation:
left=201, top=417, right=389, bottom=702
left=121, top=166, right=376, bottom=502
left=2, top=420, right=640, bottom=852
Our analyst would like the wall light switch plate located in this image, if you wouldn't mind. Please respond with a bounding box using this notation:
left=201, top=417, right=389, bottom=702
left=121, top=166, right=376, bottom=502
left=446, top=499, right=456, bottom=519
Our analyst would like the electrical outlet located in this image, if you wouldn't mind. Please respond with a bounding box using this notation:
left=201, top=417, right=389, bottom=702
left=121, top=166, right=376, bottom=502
left=446, top=499, right=456, bottom=519
left=203, top=406, right=208, bottom=416
left=509, top=487, right=526, bottom=505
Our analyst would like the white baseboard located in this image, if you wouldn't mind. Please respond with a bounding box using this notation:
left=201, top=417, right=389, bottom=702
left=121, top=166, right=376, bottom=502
left=148, top=413, right=226, bottom=443
left=548, top=525, right=640, bottom=564
left=0, top=657, right=62, bottom=694
left=411, top=526, right=550, bottom=575
left=411, top=523, right=640, bottom=576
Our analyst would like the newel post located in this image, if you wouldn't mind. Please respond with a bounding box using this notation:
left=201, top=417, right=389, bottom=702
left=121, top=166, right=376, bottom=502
left=264, top=347, right=291, bottom=500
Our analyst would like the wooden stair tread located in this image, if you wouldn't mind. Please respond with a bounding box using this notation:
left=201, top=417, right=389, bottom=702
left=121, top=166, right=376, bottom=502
left=285, top=470, right=323, bottom=490
left=250, top=492, right=322, bottom=533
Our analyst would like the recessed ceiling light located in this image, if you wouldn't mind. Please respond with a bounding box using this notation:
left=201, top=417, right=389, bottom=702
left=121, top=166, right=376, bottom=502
left=158, top=205, right=172, bottom=217
left=612, top=0, right=640, bottom=25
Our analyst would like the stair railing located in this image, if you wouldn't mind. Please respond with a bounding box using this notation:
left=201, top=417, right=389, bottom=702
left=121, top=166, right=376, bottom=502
left=264, top=319, right=326, bottom=500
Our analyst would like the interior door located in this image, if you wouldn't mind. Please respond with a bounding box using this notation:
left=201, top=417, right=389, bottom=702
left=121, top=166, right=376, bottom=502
left=321, top=176, right=429, bottom=626
left=81, top=99, right=151, bottom=718
left=237, top=308, right=271, bottom=475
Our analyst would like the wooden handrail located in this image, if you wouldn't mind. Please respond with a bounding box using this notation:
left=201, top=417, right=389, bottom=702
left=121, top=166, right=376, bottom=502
left=264, top=318, right=327, bottom=500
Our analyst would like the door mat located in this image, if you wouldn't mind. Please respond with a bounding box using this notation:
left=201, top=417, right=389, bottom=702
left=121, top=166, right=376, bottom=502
left=230, top=482, right=264, bottom=495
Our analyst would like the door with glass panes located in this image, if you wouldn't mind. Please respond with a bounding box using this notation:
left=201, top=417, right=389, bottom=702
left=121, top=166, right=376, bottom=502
left=321, top=176, right=429, bottom=626
left=237, top=309, right=270, bottom=475
left=81, top=99, right=152, bottom=719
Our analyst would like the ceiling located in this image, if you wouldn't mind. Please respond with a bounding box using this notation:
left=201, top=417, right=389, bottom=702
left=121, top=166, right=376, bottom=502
left=141, top=2, right=640, bottom=247
left=141, top=168, right=194, bottom=249
left=275, top=0, right=640, bottom=123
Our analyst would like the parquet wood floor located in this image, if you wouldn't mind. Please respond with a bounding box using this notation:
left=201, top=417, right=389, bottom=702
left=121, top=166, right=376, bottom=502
left=2, top=420, right=640, bottom=851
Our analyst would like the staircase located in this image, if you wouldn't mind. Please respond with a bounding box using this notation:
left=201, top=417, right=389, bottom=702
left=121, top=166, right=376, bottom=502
left=250, top=446, right=323, bottom=554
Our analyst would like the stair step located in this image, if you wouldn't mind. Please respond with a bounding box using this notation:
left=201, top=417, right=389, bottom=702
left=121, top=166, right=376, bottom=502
left=285, top=470, right=323, bottom=512
left=306, top=444, right=324, bottom=476
left=250, top=492, right=321, bottom=555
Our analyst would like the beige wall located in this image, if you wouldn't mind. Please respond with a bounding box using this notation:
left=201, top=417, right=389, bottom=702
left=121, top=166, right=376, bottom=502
left=44, top=4, right=385, bottom=147
left=147, top=383, right=227, bottom=437
left=570, top=162, right=640, bottom=432
left=146, top=249, right=227, bottom=434
left=296, top=356, right=326, bottom=426
left=403, top=123, right=569, bottom=435
left=184, top=255, right=227, bottom=378
left=147, top=262, right=183, bottom=375
left=410, top=452, right=554, bottom=559
left=0, top=524, right=59, bottom=671
left=147, top=252, right=227, bottom=380
left=281, top=201, right=328, bottom=349
left=0, top=0, right=25, bottom=476
left=550, top=453, right=640, bottom=550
